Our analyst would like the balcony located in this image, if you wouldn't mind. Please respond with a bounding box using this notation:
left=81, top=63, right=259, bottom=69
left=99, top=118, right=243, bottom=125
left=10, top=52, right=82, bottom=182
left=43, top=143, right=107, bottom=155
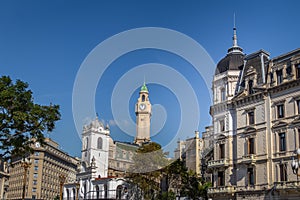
left=208, top=159, right=229, bottom=168
left=208, top=186, right=236, bottom=194
left=274, top=181, right=300, bottom=190
left=241, top=154, right=256, bottom=164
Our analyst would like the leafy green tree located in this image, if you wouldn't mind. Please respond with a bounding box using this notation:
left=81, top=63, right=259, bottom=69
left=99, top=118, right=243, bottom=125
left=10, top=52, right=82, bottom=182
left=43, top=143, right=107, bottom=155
left=181, top=171, right=211, bottom=200
left=126, top=142, right=170, bottom=200
left=0, top=76, right=60, bottom=161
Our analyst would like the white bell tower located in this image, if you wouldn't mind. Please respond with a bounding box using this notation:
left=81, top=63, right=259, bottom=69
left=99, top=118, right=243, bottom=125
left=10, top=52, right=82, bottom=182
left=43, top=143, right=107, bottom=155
left=81, top=117, right=110, bottom=178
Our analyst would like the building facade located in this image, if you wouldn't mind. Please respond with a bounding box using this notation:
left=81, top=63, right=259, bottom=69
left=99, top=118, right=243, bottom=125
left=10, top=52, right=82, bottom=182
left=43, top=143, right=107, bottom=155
left=7, top=138, right=79, bottom=200
left=64, top=83, right=151, bottom=199
left=207, top=25, right=300, bottom=199
left=174, top=131, right=204, bottom=175
left=0, top=160, right=9, bottom=199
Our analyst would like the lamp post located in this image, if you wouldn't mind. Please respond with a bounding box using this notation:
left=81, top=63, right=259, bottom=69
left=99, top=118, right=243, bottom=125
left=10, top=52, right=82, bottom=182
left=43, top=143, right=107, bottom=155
left=75, top=182, right=80, bottom=200
left=21, top=158, right=31, bottom=200
left=59, top=174, right=66, bottom=200
left=291, top=148, right=300, bottom=182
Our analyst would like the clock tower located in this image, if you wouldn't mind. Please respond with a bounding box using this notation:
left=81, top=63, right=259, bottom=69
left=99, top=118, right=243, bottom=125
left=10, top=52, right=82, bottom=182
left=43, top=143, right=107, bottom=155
left=134, top=82, right=151, bottom=145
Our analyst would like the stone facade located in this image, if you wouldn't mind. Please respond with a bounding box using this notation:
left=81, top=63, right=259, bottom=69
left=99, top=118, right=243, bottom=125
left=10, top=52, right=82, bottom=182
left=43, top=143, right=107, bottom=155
left=7, top=138, right=79, bottom=200
left=0, top=160, right=9, bottom=199
left=174, top=131, right=204, bottom=175
left=207, top=26, right=300, bottom=199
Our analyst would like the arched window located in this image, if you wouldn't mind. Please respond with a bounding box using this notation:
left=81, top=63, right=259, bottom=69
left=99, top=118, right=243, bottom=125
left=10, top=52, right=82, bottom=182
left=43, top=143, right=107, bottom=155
left=96, top=185, right=100, bottom=199
left=97, top=137, right=103, bottom=149
left=116, top=185, right=123, bottom=199
left=104, top=184, right=108, bottom=198
left=220, top=88, right=226, bottom=101
left=72, top=188, right=75, bottom=200
left=248, top=80, right=254, bottom=94
left=66, top=189, right=70, bottom=200
left=142, top=95, right=145, bottom=102
left=85, top=138, right=89, bottom=150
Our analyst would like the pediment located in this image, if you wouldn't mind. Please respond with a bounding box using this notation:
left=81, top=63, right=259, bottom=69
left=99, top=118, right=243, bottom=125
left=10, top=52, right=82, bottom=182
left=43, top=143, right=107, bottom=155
left=272, top=121, right=288, bottom=129
left=291, top=115, right=300, bottom=124
left=244, top=126, right=256, bottom=133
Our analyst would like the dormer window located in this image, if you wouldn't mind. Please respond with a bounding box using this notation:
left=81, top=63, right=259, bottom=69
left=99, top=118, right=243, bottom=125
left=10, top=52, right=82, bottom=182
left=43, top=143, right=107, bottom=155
left=296, top=64, right=300, bottom=79
left=277, top=69, right=283, bottom=85
left=286, top=65, right=292, bottom=76
left=248, top=80, right=254, bottom=94
left=297, top=99, right=300, bottom=115
left=270, top=72, right=274, bottom=83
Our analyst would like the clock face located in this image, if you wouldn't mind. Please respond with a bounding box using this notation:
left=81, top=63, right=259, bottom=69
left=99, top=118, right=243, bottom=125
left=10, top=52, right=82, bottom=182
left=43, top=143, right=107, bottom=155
left=35, top=142, right=40, bottom=148
left=139, top=103, right=146, bottom=110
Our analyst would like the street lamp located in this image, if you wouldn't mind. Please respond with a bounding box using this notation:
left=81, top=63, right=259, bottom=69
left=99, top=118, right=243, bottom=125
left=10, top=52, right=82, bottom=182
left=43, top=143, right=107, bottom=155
left=291, top=148, right=300, bottom=181
left=75, top=181, right=80, bottom=200
left=59, top=174, right=66, bottom=200
left=21, top=158, right=31, bottom=200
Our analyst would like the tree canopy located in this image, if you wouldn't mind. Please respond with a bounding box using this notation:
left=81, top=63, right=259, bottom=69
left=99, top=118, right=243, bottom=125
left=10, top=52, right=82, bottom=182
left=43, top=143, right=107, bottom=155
left=0, top=76, right=60, bottom=161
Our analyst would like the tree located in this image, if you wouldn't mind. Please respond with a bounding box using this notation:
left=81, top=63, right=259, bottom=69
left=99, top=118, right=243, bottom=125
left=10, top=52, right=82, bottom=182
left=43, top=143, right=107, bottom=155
left=0, top=76, right=60, bottom=161
left=181, top=171, right=211, bottom=200
left=126, top=142, right=170, bottom=200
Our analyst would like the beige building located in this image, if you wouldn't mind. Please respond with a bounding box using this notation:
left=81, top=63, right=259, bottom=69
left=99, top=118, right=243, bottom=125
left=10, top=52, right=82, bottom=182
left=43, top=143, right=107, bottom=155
left=207, top=25, right=300, bottom=199
left=0, top=160, right=9, bottom=199
left=174, top=131, right=203, bottom=175
left=7, top=138, right=79, bottom=200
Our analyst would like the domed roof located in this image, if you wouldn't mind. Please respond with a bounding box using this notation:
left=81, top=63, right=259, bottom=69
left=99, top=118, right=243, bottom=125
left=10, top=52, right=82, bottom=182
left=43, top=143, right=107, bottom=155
left=215, top=52, right=244, bottom=75
left=140, top=82, right=148, bottom=93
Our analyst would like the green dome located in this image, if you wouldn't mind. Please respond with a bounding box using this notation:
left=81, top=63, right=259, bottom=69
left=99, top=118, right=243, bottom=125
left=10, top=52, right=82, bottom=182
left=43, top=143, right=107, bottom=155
left=140, top=83, right=148, bottom=92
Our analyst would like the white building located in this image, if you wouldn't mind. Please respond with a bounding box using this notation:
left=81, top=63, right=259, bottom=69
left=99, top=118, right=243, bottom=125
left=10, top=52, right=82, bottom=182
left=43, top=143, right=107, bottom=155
left=64, top=83, right=152, bottom=199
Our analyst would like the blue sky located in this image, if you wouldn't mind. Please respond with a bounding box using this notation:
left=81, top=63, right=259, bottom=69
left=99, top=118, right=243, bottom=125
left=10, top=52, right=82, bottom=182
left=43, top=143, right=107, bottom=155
left=0, top=0, right=299, bottom=157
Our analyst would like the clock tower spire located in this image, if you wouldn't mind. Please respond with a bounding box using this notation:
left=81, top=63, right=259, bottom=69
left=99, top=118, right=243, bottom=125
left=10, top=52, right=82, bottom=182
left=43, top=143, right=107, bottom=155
left=134, top=82, right=151, bottom=145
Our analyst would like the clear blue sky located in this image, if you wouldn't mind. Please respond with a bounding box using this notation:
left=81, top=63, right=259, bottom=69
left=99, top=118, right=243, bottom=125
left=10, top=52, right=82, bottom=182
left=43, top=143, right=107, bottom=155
left=0, top=0, right=299, bottom=157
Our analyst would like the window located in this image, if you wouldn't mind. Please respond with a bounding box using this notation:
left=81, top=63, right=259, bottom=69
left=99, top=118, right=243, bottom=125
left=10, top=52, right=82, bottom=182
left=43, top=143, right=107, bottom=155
left=270, top=72, right=274, bottom=82
left=34, top=166, right=38, bottom=171
left=32, top=188, right=36, bottom=193
left=277, top=69, right=283, bottom=84
left=248, top=111, right=255, bottom=125
left=296, top=64, right=300, bottom=78
left=279, top=163, right=287, bottom=182
left=248, top=168, right=255, bottom=186
left=97, top=137, right=103, bottom=149
left=33, top=180, right=37, bottom=185
left=286, top=65, right=292, bottom=76
left=279, top=133, right=286, bottom=152
left=217, top=171, right=225, bottom=186
left=277, top=104, right=284, bottom=118
left=34, top=159, right=38, bottom=164
left=297, top=100, right=300, bottom=114
left=85, top=138, right=89, bottom=149
left=248, top=138, right=255, bottom=154
left=142, top=95, right=145, bottom=102
left=221, top=88, right=226, bottom=101
left=34, top=152, right=39, bottom=156
left=219, top=144, right=225, bottom=159
left=33, top=173, right=38, bottom=178
left=219, top=120, right=225, bottom=132
left=248, top=80, right=254, bottom=94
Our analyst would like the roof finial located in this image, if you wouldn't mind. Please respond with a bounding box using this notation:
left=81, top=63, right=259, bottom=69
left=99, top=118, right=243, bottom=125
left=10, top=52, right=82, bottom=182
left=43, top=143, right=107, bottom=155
left=227, top=13, right=243, bottom=54
left=233, top=13, right=238, bottom=47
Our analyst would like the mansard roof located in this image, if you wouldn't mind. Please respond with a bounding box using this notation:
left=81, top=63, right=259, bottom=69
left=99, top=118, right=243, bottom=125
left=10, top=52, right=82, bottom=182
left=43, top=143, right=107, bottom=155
left=215, top=52, right=244, bottom=75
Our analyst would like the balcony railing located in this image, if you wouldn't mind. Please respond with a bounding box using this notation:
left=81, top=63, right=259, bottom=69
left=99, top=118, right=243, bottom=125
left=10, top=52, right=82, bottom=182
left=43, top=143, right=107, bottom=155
left=274, top=181, right=300, bottom=190
left=241, top=154, right=256, bottom=164
left=208, top=159, right=229, bottom=168
left=208, top=186, right=236, bottom=194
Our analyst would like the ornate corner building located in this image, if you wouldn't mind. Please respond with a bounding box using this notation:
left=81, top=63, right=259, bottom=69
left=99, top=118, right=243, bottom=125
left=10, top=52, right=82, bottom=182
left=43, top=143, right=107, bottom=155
left=207, top=25, right=300, bottom=199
